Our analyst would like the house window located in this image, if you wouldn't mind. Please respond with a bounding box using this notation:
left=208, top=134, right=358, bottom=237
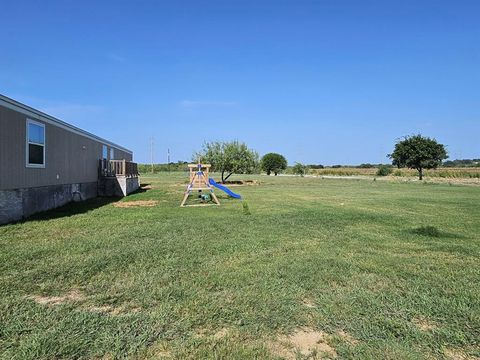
left=110, top=148, right=114, bottom=160
left=26, top=119, right=45, bottom=167
left=102, top=145, right=108, bottom=160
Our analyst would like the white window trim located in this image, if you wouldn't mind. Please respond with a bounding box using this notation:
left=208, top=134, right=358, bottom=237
left=26, top=119, right=46, bottom=168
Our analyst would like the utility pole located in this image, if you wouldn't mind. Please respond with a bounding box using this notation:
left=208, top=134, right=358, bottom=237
left=150, top=137, right=154, bottom=173
left=167, top=148, right=170, bottom=164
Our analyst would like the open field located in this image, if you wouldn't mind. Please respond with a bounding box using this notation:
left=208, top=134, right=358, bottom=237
left=1, top=173, right=479, bottom=359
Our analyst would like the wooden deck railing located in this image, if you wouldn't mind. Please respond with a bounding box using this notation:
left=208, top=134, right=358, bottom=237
left=99, top=159, right=139, bottom=178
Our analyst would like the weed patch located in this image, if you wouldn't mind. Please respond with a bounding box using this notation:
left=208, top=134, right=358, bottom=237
left=242, top=201, right=251, bottom=215
left=411, top=226, right=442, bottom=237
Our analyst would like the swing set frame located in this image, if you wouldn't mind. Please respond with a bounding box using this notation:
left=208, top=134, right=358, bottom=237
left=180, top=163, right=220, bottom=207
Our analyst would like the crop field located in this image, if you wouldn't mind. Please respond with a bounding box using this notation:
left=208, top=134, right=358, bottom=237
left=308, top=167, right=480, bottom=179
left=1, top=174, right=479, bottom=359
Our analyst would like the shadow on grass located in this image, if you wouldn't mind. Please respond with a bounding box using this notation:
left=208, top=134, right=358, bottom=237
left=2, top=183, right=154, bottom=227
left=31, top=183, right=156, bottom=222
left=129, top=184, right=152, bottom=195
left=26, top=197, right=121, bottom=223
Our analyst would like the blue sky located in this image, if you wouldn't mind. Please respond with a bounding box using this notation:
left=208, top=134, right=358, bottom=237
left=1, top=0, right=479, bottom=165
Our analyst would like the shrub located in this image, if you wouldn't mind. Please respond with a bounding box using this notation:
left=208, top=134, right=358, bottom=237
left=376, top=165, right=393, bottom=176
left=292, top=162, right=307, bottom=176
left=412, top=226, right=441, bottom=237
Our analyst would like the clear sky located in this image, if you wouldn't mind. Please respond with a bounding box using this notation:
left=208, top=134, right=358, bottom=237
left=1, top=0, right=479, bottom=165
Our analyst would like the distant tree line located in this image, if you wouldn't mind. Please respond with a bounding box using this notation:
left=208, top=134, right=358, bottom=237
left=443, top=159, right=480, bottom=167
left=138, top=161, right=188, bottom=173
left=138, top=134, right=464, bottom=181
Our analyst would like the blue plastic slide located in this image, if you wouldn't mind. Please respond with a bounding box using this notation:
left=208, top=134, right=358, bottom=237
left=209, top=178, right=242, bottom=199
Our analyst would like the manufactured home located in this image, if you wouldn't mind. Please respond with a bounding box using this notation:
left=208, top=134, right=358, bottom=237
left=0, top=94, right=139, bottom=225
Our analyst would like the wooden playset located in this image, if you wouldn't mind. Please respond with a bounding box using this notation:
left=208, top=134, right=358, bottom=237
left=180, top=163, right=220, bottom=207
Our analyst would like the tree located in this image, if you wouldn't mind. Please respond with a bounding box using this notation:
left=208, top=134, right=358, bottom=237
left=292, top=162, right=307, bottom=177
left=195, top=141, right=259, bottom=183
left=261, top=153, right=287, bottom=175
left=388, top=134, right=448, bottom=180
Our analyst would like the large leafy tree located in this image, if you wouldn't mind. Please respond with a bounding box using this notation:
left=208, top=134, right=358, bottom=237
left=261, top=153, right=287, bottom=175
left=195, top=141, right=259, bottom=183
left=388, top=134, right=448, bottom=180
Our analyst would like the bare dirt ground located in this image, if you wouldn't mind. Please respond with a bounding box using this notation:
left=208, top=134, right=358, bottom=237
left=268, top=328, right=338, bottom=359
left=28, top=290, right=141, bottom=316
left=113, top=200, right=159, bottom=208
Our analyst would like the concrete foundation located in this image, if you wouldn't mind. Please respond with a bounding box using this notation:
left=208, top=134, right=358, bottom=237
left=0, top=182, right=98, bottom=225
left=98, top=176, right=140, bottom=197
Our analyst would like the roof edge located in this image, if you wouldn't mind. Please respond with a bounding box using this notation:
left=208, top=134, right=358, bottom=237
left=0, top=94, right=133, bottom=155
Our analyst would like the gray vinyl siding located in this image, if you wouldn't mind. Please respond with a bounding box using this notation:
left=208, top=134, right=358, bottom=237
left=0, top=104, right=132, bottom=191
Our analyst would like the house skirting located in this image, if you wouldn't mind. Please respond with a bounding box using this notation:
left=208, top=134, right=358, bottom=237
left=0, top=182, right=98, bottom=225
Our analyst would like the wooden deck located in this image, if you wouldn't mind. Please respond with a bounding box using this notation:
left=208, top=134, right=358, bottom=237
left=99, top=159, right=139, bottom=178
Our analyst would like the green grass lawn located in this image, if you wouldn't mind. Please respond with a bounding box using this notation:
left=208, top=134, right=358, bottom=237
left=1, top=174, right=479, bottom=359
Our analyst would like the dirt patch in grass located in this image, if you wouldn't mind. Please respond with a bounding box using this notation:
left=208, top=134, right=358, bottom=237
left=223, top=180, right=260, bottom=186
left=29, top=290, right=140, bottom=315
left=413, top=317, right=438, bottom=332
left=213, top=328, right=229, bottom=340
left=301, top=298, right=317, bottom=308
left=194, top=327, right=230, bottom=340
left=113, top=200, right=158, bottom=208
left=444, top=348, right=478, bottom=360
left=140, top=341, right=172, bottom=359
left=269, top=328, right=337, bottom=359
left=87, top=304, right=141, bottom=315
left=29, top=289, right=85, bottom=305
